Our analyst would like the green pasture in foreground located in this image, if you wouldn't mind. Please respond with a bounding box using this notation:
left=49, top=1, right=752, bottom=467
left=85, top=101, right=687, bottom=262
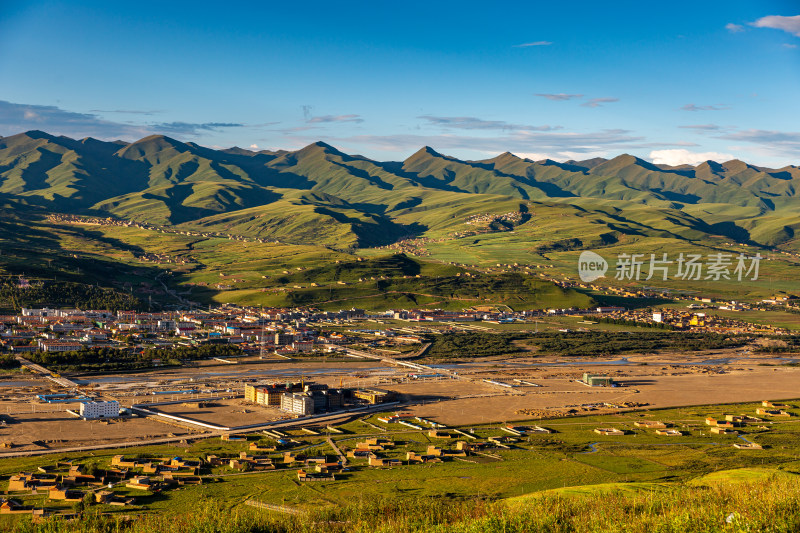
left=1, top=399, right=800, bottom=526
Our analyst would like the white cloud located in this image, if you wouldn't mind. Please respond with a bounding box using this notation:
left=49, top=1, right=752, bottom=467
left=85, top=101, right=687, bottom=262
left=726, top=23, right=745, bottom=33
left=509, top=152, right=552, bottom=161
left=751, top=15, right=800, bottom=37
left=514, top=41, right=552, bottom=47
left=649, top=149, right=735, bottom=166
left=783, top=43, right=798, bottom=49
left=249, top=144, right=259, bottom=149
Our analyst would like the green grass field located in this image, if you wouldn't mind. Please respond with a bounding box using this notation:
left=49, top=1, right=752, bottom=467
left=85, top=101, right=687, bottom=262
left=2, top=399, right=800, bottom=530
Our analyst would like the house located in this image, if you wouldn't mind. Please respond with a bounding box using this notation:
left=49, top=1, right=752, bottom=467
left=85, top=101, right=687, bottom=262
left=48, top=486, right=84, bottom=501
left=406, top=451, right=442, bottom=463
left=428, top=430, right=452, bottom=439
left=594, top=428, right=624, bottom=436
left=347, top=449, right=372, bottom=459
left=634, top=421, right=668, bottom=429
left=297, top=469, right=334, bottom=482
left=456, top=441, right=489, bottom=452
left=705, top=417, right=719, bottom=426
left=126, top=477, right=155, bottom=490
left=111, top=455, right=139, bottom=468
left=0, top=499, right=31, bottom=514
left=205, top=455, right=225, bottom=467
left=249, top=442, right=277, bottom=453
left=655, top=429, right=682, bottom=436
left=426, top=445, right=466, bottom=458
left=368, top=455, right=402, bottom=467
left=710, top=427, right=737, bottom=435
left=756, top=408, right=791, bottom=417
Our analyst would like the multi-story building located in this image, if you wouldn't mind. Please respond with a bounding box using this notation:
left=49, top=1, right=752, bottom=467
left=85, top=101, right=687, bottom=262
left=80, top=400, right=120, bottom=419
left=280, top=393, right=314, bottom=416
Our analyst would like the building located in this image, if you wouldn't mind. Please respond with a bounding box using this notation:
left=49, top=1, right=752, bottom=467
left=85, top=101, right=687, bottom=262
left=245, top=382, right=303, bottom=406
left=634, top=421, right=667, bottom=429
left=79, top=400, right=120, bottom=419
left=353, top=388, right=395, bottom=404
left=582, top=373, right=614, bottom=387
left=275, top=333, right=294, bottom=346
left=38, top=340, right=84, bottom=352
left=280, top=393, right=314, bottom=416
left=594, top=428, right=624, bottom=436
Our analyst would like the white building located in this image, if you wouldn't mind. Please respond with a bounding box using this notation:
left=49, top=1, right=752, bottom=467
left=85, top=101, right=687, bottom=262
left=38, top=340, right=84, bottom=352
left=280, top=393, right=314, bottom=416
left=80, top=400, right=120, bottom=419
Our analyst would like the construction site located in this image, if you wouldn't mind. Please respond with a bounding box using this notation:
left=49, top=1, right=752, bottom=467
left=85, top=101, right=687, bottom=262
left=0, top=344, right=799, bottom=455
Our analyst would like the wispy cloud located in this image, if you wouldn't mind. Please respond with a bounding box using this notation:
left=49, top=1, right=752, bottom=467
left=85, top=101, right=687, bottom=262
left=514, top=41, right=552, bottom=47
left=680, top=104, right=729, bottom=111
left=751, top=15, right=800, bottom=37
left=679, top=124, right=723, bottom=131
left=0, top=100, right=151, bottom=139
left=581, top=97, right=619, bottom=108
left=720, top=128, right=800, bottom=149
left=725, top=23, right=745, bottom=33
left=307, top=114, right=363, bottom=124
left=650, top=149, right=735, bottom=166
left=535, top=94, right=618, bottom=107
left=0, top=100, right=257, bottom=140
left=152, top=122, right=246, bottom=136
left=418, top=115, right=558, bottom=131
left=783, top=43, right=798, bottom=49
left=298, top=128, right=645, bottom=157
left=534, top=93, right=584, bottom=101
left=89, top=109, right=162, bottom=115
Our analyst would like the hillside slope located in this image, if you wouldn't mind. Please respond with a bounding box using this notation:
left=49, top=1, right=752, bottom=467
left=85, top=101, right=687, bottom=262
left=1, top=130, right=798, bottom=253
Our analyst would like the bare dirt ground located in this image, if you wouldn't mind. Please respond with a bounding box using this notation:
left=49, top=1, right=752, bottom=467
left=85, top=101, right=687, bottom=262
left=0, top=348, right=798, bottom=448
left=0, top=406, right=198, bottom=452
left=151, top=398, right=287, bottom=427
left=405, top=351, right=800, bottom=425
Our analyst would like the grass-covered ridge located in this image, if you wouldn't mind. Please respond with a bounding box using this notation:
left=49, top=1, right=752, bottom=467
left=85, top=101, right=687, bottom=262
left=7, top=472, right=800, bottom=532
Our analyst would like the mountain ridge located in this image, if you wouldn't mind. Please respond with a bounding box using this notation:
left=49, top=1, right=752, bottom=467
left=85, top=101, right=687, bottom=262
left=0, top=130, right=798, bottom=252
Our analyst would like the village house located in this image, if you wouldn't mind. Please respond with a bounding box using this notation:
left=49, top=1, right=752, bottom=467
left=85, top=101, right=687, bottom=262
left=634, top=421, right=668, bottom=429
left=594, top=428, right=625, bottom=436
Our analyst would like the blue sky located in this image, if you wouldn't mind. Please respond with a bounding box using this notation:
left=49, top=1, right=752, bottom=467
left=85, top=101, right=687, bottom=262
left=1, top=1, right=799, bottom=166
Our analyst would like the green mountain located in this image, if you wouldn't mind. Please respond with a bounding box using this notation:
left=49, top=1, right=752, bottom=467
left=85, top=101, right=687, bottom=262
left=1, top=130, right=798, bottom=254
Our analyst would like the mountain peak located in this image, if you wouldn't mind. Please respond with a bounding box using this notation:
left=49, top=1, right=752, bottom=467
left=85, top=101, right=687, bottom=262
left=114, top=134, right=191, bottom=160
left=22, top=130, right=54, bottom=141
left=593, top=153, right=661, bottom=173
left=294, top=141, right=343, bottom=156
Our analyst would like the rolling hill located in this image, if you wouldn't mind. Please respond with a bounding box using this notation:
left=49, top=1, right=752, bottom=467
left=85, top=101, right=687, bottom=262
left=1, top=129, right=799, bottom=307
left=1, top=130, right=798, bottom=252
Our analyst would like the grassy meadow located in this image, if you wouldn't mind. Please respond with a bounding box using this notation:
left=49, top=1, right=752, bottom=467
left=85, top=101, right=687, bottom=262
left=2, top=400, right=800, bottom=531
